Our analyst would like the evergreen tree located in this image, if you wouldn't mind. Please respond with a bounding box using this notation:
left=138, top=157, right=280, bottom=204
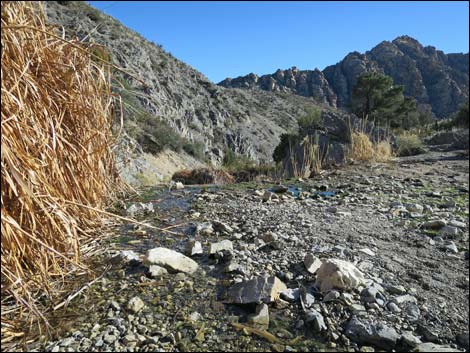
left=350, top=73, right=419, bottom=129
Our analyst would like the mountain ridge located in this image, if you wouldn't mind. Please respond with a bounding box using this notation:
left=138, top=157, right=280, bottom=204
left=219, top=35, right=469, bottom=117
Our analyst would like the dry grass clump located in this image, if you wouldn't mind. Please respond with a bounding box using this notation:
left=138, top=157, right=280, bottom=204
left=1, top=1, right=120, bottom=339
left=347, top=131, right=393, bottom=163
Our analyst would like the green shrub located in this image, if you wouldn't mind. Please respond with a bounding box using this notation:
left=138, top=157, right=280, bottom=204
left=396, top=133, right=425, bottom=156
left=297, top=108, right=322, bottom=135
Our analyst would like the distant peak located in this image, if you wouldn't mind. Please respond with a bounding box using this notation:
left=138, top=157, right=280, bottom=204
left=392, top=35, right=422, bottom=47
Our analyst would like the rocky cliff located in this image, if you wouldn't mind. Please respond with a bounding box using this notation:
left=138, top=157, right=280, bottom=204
left=220, top=36, right=469, bottom=118
left=43, top=1, right=328, bottom=167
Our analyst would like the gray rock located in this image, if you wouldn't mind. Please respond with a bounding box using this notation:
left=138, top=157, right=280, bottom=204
left=305, top=309, right=327, bottom=332
left=414, top=343, right=462, bottom=352
left=406, top=203, right=424, bottom=213
left=271, top=185, right=288, bottom=193
left=440, top=226, right=459, bottom=237
left=226, top=276, right=287, bottom=304
left=387, top=302, right=401, bottom=313
left=280, top=288, right=300, bottom=302
left=449, top=220, right=467, bottom=229
left=213, top=220, right=233, bottom=233
left=111, top=250, right=141, bottom=265
left=323, top=290, right=340, bottom=302
left=400, top=331, right=422, bottom=348
left=456, top=331, right=469, bottom=350
left=444, top=241, right=459, bottom=253
left=345, top=317, right=400, bottom=350
left=422, top=219, right=447, bottom=229
left=145, top=247, right=199, bottom=274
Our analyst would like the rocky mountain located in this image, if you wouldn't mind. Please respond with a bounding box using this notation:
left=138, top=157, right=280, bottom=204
left=220, top=36, right=469, bottom=118
left=43, top=1, right=329, bottom=171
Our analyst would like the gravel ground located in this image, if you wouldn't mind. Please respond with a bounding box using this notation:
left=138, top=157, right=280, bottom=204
left=10, top=150, right=469, bottom=352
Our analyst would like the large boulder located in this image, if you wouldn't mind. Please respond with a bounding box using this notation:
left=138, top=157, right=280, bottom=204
left=315, top=259, right=366, bottom=292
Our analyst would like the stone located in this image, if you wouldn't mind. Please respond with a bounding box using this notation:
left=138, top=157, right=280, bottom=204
left=224, top=261, right=246, bottom=275
left=387, top=302, right=401, bottom=313
left=345, top=317, right=400, bottom=350
left=440, top=226, right=459, bottom=237
left=196, top=222, right=214, bottom=235
left=145, top=247, right=198, bottom=274
left=417, top=324, right=439, bottom=343
left=400, top=331, right=422, bottom=348
left=444, top=241, right=459, bottom=254
left=271, top=185, right=288, bottom=193
left=213, top=220, right=233, bottom=233
left=226, top=276, right=288, bottom=304
left=303, top=254, right=323, bottom=274
left=248, top=303, right=270, bottom=326
left=280, top=288, right=300, bottom=302
left=185, top=240, right=203, bottom=256
left=111, top=250, right=141, bottom=265
left=175, top=182, right=184, bottom=189
left=422, top=219, right=447, bottom=229
left=406, top=203, right=424, bottom=213
left=360, top=286, right=385, bottom=304
left=323, top=290, right=340, bottom=302
left=414, top=343, right=462, bottom=352
left=359, top=248, right=375, bottom=256
left=127, top=297, right=145, bottom=313
left=305, top=309, right=326, bottom=332
left=148, top=265, right=168, bottom=278
left=263, top=231, right=278, bottom=243
left=456, top=332, right=469, bottom=350
left=392, top=294, right=417, bottom=305
left=263, top=190, right=274, bottom=202
left=209, top=239, right=233, bottom=256
left=315, top=259, right=366, bottom=292
left=449, top=220, right=467, bottom=229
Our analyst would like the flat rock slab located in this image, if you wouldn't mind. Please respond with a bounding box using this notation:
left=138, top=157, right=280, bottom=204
left=414, top=343, right=463, bottom=352
left=145, top=247, right=199, bottom=274
left=226, top=276, right=287, bottom=304
left=345, top=317, right=400, bottom=350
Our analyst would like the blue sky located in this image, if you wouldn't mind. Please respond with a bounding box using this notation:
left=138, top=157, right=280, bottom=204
left=89, top=1, right=469, bottom=83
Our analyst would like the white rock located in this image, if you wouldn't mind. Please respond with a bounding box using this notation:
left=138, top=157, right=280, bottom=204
left=209, top=240, right=233, bottom=255
left=359, top=248, right=375, bottom=256
left=185, top=240, right=203, bottom=256
left=127, top=297, right=145, bottom=313
left=148, top=265, right=168, bottom=277
left=145, top=247, right=199, bottom=274
left=303, top=254, right=323, bottom=274
left=315, top=259, right=366, bottom=292
left=175, top=182, right=184, bottom=189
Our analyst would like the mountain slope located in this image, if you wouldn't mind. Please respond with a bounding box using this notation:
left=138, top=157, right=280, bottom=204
left=220, top=36, right=469, bottom=118
left=43, top=1, right=329, bottom=167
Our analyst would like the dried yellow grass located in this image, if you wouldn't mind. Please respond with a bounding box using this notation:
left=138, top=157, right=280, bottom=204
left=347, top=131, right=393, bottom=163
left=1, top=1, right=120, bottom=339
